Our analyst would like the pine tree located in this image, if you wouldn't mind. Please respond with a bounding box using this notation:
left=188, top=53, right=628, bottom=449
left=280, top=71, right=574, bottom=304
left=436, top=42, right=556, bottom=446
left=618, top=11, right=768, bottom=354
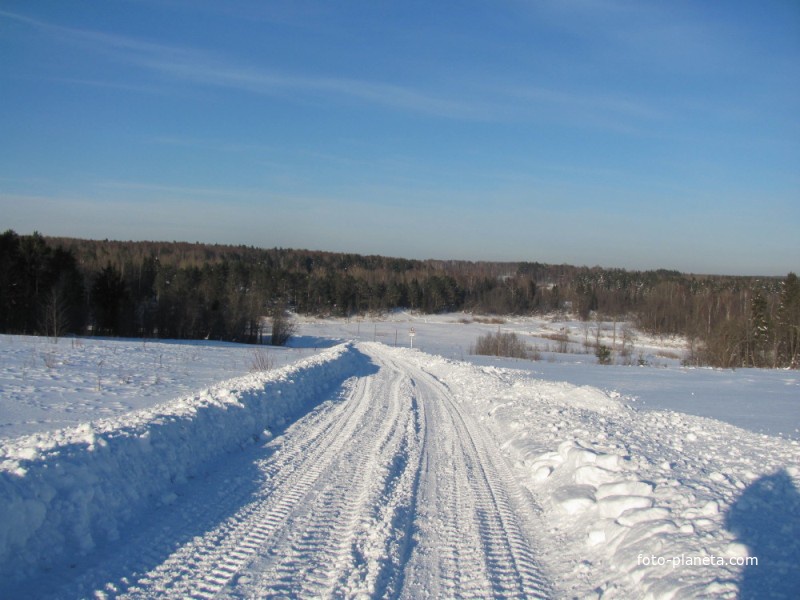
left=91, top=264, right=128, bottom=335
left=777, top=273, right=800, bottom=368
left=749, top=291, right=771, bottom=367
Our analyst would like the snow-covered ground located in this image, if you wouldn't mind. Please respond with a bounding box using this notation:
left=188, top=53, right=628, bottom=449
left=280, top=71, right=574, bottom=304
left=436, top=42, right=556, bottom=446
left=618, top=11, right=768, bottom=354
left=0, top=335, right=320, bottom=440
left=296, top=313, right=800, bottom=439
left=1, top=314, right=798, bottom=598
left=417, top=349, right=799, bottom=598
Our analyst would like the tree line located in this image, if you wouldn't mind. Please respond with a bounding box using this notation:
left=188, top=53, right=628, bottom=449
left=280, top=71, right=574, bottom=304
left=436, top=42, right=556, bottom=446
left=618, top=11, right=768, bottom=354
left=1, top=231, right=797, bottom=368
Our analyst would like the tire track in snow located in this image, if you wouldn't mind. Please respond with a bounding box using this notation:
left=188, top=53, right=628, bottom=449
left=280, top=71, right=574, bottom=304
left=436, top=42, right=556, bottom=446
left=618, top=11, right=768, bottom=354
left=400, top=376, right=493, bottom=598
left=129, top=367, right=384, bottom=599
left=235, top=352, right=427, bottom=598
left=371, top=344, right=553, bottom=599
left=116, top=346, right=427, bottom=599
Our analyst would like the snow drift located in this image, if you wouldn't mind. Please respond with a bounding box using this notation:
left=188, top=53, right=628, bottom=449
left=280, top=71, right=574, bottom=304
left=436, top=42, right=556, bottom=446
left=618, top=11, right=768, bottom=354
left=412, top=350, right=800, bottom=598
left=0, top=343, right=360, bottom=585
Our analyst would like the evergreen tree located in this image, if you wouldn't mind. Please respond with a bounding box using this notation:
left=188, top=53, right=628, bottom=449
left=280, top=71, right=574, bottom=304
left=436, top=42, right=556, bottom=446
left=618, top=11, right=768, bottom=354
left=0, top=231, right=85, bottom=335
left=0, top=230, right=25, bottom=332
left=91, top=264, right=128, bottom=335
left=749, top=291, right=771, bottom=367
left=777, top=273, right=800, bottom=368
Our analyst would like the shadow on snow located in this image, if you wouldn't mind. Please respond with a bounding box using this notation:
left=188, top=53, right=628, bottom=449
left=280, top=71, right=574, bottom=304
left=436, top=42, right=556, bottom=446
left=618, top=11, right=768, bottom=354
left=725, top=469, right=800, bottom=599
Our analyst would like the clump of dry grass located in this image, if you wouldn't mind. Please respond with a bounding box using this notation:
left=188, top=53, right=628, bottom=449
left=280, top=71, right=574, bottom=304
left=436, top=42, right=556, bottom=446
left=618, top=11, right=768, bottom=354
left=470, top=331, right=530, bottom=359
left=474, top=317, right=507, bottom=325
left=250, top=349, right=274, bottom=372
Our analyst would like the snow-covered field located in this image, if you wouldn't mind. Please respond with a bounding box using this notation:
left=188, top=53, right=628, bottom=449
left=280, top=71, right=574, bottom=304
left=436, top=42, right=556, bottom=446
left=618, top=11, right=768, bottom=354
left=297, top=313, right=800, bottom=439
left=1, top=314, right=798, bottom=598
left=0, top=335, right=321, bottom=440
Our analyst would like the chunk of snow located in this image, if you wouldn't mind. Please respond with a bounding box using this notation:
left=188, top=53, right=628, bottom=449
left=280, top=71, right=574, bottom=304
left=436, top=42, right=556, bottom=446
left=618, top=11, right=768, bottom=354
left=554, top=485, right=597, bottom=514
left=616, top=507, right=671, bottom=527
left=574, top=465, right=619, bottom=487
left=533, top=465, right=553, bottom=481
left=565, top=447, right=599, bottom=468
left=595, top=480, right=654, bottom=500
left=597, top=495, right=654, bottom=519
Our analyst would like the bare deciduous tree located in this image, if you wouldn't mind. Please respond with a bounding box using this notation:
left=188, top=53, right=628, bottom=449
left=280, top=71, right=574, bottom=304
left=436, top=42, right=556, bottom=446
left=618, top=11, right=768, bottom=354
left=40, top=287, right=70, bottom=342
left=269, top=305, right=297, bottom=346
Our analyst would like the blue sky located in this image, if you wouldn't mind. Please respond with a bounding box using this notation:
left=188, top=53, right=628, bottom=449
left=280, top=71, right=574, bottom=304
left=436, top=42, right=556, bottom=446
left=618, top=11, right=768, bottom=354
left=1, top=1, right=798, bottom=275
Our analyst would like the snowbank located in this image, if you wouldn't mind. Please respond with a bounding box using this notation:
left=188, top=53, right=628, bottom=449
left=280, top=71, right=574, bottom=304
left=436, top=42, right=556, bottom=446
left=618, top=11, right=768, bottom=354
left=0, top=343, right=360, bottom=585
left=412, top=350, right=800, bottom=599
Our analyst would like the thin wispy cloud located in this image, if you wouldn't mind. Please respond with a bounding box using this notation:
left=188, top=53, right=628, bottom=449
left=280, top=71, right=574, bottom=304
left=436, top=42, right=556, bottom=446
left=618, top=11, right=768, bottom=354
left=1, top=9, right=485, bottom=120
left=1, top=8, right=677, bottom=132
left=0, top=9, right=190, bottom=61
left=94, top=180, right=253, bottom=199
left=142, top=58, right=487, bottom=119
left=3, top=7, right=657, bottom=129
left=148, top=135, right=277, bottom=155
left=503, top=84, right=668, bottom=135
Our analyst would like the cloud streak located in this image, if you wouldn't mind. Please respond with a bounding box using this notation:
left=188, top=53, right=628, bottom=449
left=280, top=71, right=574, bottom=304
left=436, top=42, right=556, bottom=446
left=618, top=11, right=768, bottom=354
left=142, top=58, right=486, bottom=119
left=1, top=9, right=484, bottom=120
left=93, top=179, right=260, bottom=200
left=1, top=8, right=669, bottom=129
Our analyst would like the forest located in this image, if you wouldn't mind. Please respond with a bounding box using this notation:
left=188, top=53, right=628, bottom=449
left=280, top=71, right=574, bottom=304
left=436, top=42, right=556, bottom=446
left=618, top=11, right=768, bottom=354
left=1, top=230, right=797, bottom=369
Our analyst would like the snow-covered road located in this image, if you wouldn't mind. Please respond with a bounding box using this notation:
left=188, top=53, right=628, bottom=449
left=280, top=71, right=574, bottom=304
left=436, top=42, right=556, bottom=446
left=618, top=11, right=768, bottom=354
left=376, top=345, right=551, bottom=598
left=15, top=343, right=552, bottom=598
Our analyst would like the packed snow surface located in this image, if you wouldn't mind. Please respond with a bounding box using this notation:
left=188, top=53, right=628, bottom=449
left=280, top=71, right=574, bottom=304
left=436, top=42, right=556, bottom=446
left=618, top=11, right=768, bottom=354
left=1, top=315, right=798, bottom=598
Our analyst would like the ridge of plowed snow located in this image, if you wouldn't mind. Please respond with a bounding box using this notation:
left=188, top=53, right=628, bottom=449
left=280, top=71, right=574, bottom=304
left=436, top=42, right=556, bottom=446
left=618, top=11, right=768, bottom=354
left=0, top=343, right=358, bottom=589
left=409, top=349, right=800, bottom=598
